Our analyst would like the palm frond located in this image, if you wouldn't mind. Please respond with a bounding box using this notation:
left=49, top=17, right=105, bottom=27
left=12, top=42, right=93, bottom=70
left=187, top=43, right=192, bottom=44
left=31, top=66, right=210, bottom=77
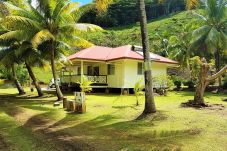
left=60, top=23, right=103, bottom=33
left=96, top=0, right=113, bottom=13
left=2, top=16, right=40, bottom=31
left=205, top=27, right=220, bottom=50
left=53, top=1, right=79, bottom=21
left=0, top=30, right=30, bottom=43
left=191, top=12, right=207, bottom=22
left=186, top=0, right=200, bottom=10
left=32, top=29, right=55, bottom=48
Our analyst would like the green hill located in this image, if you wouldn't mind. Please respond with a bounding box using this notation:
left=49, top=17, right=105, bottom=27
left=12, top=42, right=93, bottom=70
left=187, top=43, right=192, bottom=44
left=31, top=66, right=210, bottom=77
left=87, top=10, right=200, bottom=55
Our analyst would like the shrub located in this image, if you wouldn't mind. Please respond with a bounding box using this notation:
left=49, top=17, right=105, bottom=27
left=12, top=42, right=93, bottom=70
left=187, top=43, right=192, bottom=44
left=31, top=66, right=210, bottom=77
left=171, top=76, right=184, bottom=89
left=174, top=81, right=182, bottom=89
left=223, top=76, right=227, bottom=89
left=0, top=79, right=4, bottom=86
left=153, top=75, right=174, bottom=90
left=223, top=82, right=227, bottom=89
left=183, top=81, right=195, bottom=89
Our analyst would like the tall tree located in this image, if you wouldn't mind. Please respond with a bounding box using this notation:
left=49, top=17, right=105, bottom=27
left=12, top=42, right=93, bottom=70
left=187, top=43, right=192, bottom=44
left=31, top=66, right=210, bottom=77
left=0, top=45, right=26, bottom=95
left=138, top=0, right=156, bottom=114
left=0, top=5, right=44, bottom=97
left=190, top=0, right=227, bottom=88
left=0, top=0, right=102, bottom=101
left=18, top=42, right=45, bottom=97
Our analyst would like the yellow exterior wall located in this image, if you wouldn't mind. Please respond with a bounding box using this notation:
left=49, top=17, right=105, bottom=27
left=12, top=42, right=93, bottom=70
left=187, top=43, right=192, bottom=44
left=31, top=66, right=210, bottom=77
left=107, top=60, right=124, bottom=88
left=122, top=59, right=168, bottom=88
left=62, top=59, right=169, bottom=88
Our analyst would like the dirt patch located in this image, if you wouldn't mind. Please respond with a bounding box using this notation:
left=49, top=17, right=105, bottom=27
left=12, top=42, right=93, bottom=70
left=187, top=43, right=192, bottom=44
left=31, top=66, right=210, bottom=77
left=0, top=135, right=9, bottom=151
left=181, top=100, right=225, bottom=110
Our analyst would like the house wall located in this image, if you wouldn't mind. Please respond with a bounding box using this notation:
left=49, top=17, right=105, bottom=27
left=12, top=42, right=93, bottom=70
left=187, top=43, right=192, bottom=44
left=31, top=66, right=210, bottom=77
left=122, top=59, right=168, bottom=88
left=107, top=60, right=125, bottom=88
left=62, top=59, right=169, bottom=89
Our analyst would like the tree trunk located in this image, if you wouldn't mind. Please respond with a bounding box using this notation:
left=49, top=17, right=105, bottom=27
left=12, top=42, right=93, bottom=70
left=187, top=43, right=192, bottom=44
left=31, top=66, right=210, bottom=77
left=194, top=59, right=227, bottom=105
left=194, top=62, right=209, bottom=105
left=12, top=64, right=25, bottom=95
left=50, top=48, right=64, bottom=101
left=138, top=0, right=156, bottom=114
left=215, top=49, right=222, bottom=88
left=25, top=62, right=43, bottom=97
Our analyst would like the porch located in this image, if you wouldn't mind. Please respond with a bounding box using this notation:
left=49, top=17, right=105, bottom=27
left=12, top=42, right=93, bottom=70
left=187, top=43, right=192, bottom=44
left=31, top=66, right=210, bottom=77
left=60, top=60, right=112, bottom=87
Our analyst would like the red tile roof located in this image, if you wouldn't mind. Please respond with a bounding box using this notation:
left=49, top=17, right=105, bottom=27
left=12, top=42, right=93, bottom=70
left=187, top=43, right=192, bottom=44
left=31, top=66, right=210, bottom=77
left=68, top=45, right=178, bottom=64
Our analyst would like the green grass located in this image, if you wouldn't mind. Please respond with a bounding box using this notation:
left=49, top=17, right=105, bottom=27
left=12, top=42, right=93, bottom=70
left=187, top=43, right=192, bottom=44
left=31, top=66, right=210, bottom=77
left=0, top=88, right=227, bottom=151
left=33, top=67, right=53, bottom=84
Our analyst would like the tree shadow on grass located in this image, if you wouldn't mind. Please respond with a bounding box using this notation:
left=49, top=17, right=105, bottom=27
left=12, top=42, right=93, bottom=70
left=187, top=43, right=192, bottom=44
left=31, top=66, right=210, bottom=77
left=26, top=110, right=198, bottom=151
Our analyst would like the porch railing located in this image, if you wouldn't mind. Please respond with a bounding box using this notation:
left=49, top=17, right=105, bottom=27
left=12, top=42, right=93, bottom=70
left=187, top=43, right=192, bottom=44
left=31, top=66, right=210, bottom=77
left=61, top=75, right=107, bottom=84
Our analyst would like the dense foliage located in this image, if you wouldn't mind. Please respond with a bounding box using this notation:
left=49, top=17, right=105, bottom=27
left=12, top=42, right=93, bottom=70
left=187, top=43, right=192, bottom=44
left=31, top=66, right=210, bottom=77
left=79, top=0, right=186, bottom=27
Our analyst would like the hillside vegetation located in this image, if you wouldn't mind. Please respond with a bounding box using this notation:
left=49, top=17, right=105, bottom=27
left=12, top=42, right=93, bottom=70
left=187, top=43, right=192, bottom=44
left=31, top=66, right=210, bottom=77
left=86, top=10, right=200, bottom=54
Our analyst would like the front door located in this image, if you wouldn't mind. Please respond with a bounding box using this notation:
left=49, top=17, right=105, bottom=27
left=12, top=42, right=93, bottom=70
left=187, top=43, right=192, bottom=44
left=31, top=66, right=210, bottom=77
left=93, top=67, right=99, bottom=76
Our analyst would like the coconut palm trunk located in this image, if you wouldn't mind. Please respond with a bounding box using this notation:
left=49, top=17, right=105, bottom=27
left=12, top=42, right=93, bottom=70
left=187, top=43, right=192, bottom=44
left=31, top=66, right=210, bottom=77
left=50, top=48, right=64, bottom=101
left=12, top=64, right=25, bottom=95
left=25, top=62, right=43, bottom=97
left=138, top=0, right=156, bottom=114
left=215, top=49, right=222, bottom=89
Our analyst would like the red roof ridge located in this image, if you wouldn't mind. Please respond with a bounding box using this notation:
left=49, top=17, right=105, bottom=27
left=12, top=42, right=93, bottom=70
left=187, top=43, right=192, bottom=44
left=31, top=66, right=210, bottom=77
left=68, top=45, right=178, bottom=64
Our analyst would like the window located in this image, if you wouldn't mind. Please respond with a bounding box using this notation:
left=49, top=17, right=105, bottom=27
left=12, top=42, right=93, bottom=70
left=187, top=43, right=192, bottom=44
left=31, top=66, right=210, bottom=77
left=77, top=67, right=81, bottom=75
left=108, top=64, right=115, bottom=75
left=137, top=62, right=144, bottom=75
left=87, top=66, right=92, bottom=75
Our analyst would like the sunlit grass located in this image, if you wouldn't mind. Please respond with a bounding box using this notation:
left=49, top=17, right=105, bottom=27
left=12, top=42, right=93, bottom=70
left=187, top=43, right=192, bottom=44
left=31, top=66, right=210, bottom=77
left=0, top=88, right=227, bottom=151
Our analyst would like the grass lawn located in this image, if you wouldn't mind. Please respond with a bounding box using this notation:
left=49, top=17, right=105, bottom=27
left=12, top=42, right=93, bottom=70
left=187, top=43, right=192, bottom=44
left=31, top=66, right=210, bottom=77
left=0, top=88, right=227, bottom=151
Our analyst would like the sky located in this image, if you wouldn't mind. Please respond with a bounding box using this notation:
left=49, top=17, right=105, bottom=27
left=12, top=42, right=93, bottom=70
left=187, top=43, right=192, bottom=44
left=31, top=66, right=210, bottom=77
left=72, top=0, right=93, bottom=5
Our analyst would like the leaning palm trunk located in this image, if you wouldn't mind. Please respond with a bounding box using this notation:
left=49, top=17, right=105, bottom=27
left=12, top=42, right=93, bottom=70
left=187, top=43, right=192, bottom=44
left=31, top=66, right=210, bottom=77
left=25, top=62, right=43, bottom=97
left=12, top=64, right=25, bottom=95
left=50, top=49, right=64, bottom=101
left=138, top=0, right=156, bottom=114
left=214, top=49, right=222, bottom=89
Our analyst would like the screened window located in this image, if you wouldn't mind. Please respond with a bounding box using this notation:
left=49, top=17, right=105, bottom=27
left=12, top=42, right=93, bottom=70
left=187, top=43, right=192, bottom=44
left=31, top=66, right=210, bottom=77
left=137, top=62, right=144, bottom=75
left=108, top=64, right=115, bottom=75
left=77, top=67, right=81, bottom=75
left=87, top=66, right=92, bottom=75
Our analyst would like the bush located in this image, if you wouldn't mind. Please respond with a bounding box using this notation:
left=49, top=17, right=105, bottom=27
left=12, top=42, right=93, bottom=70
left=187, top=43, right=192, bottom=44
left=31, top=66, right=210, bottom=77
left=174, top=81, right=182, bottom=89
left=223, top=82, right=227, bottom=89
left=153, top=75, right=174, bottom=90
left=171, top=76, right=184, bottom=89
left=183, top=81, right=195, bottom=89
left=0, top=79, right=4, bottom=86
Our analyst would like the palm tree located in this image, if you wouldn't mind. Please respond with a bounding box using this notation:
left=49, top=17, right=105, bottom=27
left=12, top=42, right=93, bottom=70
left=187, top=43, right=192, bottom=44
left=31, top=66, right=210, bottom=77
left=0, top=8, right=44, bottom=97
left=0, top=44, right=26, bottom=95
left=17, top=42, right=45, bottom=97
left=0, top=0, right=102, bottom=101
left=190, top=0, right=227, bottom=88
left=138, top=0, right=156, bottom=114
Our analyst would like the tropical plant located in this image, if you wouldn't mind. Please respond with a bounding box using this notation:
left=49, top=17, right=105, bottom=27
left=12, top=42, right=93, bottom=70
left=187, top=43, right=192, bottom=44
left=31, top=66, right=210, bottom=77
left=0, top=45, right=26, bottom=94
left=0, top=7, right=44, bottom=97
left=190, top=0, right=227, bottom=88
left=133, top=79, right=144, bottom=106
left=138, top=0, right=156, bottom=114
left=79, top=76, right=93, bottom=93
left=0, top=79, right=4, bottom=86
left=153, top=75, right=174, bottom=90
left=0, top=0, right=103, bottom=100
